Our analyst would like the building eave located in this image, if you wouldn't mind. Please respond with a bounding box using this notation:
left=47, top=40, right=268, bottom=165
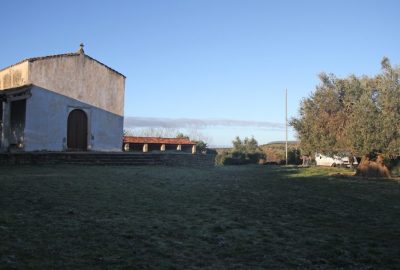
left=0, top=83, right=33, bottom=102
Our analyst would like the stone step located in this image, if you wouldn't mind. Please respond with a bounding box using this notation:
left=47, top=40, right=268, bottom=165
left=64, top=161, right=163, bottom=165
left=0, top=152, right=216, bottom=167
left=63, top=157, right=160, bottom=161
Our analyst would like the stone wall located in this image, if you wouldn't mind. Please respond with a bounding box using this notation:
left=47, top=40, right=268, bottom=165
left=0, top=54, right=125, bottom=116
left=160, top=153, right=216, bottom=167
left=29, top=54, right=125, bottom=116
left=0, top=62, right=29, bottom=90
left=0, top=152, right=217, bottom=167
left=23, top=86, right=123, bottom=152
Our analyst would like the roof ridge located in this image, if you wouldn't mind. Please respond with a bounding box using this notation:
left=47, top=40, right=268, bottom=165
left=126, top=136, right=191, bottom=139
left=0, top=52, right=79, bottom=72
left=123, top=136, right=196, bottom=145
left=0, top=52, right=125, bottom=77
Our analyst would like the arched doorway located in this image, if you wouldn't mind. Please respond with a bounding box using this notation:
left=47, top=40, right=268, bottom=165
left=67, top=109, right=88, bottom=151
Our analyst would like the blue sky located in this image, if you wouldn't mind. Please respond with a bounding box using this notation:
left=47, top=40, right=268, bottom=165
left=1, top=0, right=400, bottom=146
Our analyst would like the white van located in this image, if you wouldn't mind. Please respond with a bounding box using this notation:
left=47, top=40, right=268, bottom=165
left=315, top=153, right=358, bottom=167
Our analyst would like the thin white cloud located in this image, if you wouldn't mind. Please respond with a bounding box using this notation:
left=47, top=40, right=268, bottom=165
left=124, top=116, right=285, bottom=130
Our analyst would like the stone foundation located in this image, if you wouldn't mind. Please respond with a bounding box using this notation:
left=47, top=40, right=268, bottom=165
left=0, top=152, right=216, bottom=167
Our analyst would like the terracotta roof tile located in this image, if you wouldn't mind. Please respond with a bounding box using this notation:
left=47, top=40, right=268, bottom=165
left=123, top=136, right=196, bottom=145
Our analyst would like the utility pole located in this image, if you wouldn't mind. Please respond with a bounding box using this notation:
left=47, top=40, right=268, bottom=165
left=285, top=88, right=288, bottom=166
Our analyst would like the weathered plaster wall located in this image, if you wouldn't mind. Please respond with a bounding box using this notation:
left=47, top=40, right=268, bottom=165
left=28, top=54, right=125, bottom=116
left=24, top=86, right=123, bottom=151
left=0, top=62, right=29, bottom=90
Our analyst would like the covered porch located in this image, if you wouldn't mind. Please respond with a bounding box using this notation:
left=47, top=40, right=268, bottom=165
left=0, top=84, right=32, bottom=152
left=123, top=136, right=197, bottom=154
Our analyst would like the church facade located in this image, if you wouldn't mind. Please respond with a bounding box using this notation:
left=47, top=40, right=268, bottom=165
left=0, top=45, right=125, bottom=152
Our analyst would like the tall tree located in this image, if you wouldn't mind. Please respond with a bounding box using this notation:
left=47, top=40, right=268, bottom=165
left=376, top=58, right=400, bottom=157
left=291, top=58, right=400, bottom=160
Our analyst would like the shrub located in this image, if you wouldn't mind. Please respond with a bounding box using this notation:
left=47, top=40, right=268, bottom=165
left=215, top=151, right=230, bottom=166
left=215, top=137, right=266, bottom=166
left=356, top=154, right=391, bottom=178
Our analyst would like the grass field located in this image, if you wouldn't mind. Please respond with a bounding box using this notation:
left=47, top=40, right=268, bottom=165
left=1, top=165, right=399, bottom=269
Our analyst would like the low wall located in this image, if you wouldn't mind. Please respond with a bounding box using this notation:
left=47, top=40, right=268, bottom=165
left=0, top=152, right=216, bottom=167
left=159, top=153, right=216, bottom=167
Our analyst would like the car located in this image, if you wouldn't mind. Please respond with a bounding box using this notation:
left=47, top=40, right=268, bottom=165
left=315, top=153, right=358, bottom=168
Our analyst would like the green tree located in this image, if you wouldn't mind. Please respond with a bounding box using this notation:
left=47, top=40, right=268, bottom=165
left=232, top=136, right=244, bottom=152
left=291, top=73, right=350, bottom=155
left=377, top=57, right=400, bottom=157
left=195, top=140, right=207, bottom=153
left=232, top=136, right=260, bottom=153
left=291, top=57, right=400, bottom=165
left=176, top=133, right=190, bottom=139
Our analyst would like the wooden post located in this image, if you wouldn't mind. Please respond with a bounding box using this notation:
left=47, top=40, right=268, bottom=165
left=285, top=89, right=288, bottom=166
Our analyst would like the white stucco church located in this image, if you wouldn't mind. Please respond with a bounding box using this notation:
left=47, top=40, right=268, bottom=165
left=0, top=45, right=125, bottom=152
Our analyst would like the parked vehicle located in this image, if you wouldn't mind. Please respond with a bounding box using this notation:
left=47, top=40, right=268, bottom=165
left=315, top=153, right=358, bottom=168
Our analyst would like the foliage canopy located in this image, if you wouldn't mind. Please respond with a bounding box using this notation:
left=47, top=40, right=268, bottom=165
left=291, top=58, right=400, bottom=158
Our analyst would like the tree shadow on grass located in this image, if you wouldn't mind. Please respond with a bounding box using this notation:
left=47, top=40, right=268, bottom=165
left=263, top=165, right=400, bottom=186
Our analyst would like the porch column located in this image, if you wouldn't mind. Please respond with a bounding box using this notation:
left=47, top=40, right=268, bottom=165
left=192, top=145, right=196, bottom=154
left=143, top=143, right=148, bottom=153
left=160, top=144, right=166, bottom=151
left=1, top=101, right=10, bottom=151
left=123, top=143, right=130, bottom=151
left=177, top=144, right=182, bottom=151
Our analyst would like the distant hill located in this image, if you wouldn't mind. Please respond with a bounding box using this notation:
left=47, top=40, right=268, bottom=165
left=212, top=147, right=232, bottom=154
left=263, top=141, right=300, bottom=145
left=211, top=141, right=301, bottom=164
